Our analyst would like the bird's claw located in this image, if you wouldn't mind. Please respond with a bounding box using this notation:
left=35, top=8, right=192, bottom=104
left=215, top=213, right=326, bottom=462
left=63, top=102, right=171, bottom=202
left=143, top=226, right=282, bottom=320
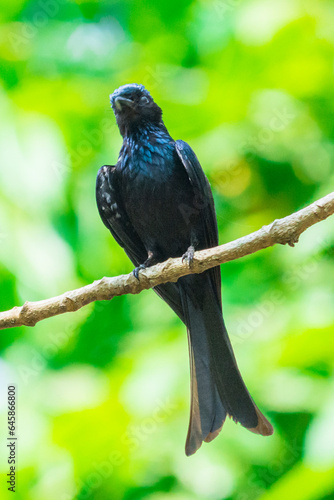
left=133, top=264, right=146, bottom=280
left=133, top=252, right=156, bottom=280
left=182, top=245, right=195, bottom=266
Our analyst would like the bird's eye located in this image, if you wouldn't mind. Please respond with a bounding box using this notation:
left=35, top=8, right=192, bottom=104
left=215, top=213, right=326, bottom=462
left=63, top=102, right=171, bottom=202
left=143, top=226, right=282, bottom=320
left=140, top=96, right=149, bottom=105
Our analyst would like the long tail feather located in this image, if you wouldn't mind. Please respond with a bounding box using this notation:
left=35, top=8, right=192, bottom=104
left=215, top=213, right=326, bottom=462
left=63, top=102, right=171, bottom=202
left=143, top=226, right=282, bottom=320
left=179, top=272, right=273, bottom=455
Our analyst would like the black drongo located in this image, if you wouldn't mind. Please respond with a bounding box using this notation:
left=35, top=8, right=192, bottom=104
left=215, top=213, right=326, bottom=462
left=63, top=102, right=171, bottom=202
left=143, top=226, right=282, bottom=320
left=96, top=83, right=273, bottom=455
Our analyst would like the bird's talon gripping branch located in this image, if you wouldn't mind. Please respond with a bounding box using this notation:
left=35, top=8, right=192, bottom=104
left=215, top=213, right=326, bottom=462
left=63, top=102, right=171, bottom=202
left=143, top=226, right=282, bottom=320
left=182, top=245, right=195, bottom=266
left=133, top=264, right=145, bottom=280
left=133, top=267, right=140, bottom=280
left=133, top=252, right=156, bottom=280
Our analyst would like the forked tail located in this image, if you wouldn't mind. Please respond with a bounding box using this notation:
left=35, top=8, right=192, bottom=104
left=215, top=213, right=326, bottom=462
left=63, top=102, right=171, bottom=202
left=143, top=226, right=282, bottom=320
left=179, top=272, right=273, bottom=456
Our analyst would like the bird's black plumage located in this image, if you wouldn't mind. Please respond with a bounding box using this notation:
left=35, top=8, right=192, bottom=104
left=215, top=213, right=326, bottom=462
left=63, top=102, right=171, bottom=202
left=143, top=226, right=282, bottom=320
left=96, top=83, right=273, bottom=455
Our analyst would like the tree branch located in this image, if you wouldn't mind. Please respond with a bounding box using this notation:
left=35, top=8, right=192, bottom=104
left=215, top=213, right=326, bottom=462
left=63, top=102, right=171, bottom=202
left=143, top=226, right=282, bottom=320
left=1, top=191, right=334, bottom=331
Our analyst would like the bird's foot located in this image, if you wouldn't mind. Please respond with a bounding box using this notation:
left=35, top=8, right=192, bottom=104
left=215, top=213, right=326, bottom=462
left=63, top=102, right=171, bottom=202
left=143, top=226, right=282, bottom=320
left=182, top=245, right=195, bottom=267
left=133, top=251, right=156, bottom=280
left=133, top=264, right=147, bottom=280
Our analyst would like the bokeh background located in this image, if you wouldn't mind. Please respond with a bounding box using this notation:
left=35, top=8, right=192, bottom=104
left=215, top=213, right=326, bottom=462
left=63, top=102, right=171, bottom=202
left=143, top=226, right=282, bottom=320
left=1, top=0, right=334, bottom=499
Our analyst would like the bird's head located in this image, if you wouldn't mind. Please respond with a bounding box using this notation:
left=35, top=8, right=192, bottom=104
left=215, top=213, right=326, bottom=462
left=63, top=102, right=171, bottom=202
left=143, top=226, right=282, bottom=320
left=110, top=84, right=162, bottom=136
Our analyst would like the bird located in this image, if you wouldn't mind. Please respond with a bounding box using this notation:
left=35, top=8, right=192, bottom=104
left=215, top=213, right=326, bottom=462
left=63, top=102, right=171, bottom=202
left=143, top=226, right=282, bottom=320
left=96, top=83, right=273, bottom=455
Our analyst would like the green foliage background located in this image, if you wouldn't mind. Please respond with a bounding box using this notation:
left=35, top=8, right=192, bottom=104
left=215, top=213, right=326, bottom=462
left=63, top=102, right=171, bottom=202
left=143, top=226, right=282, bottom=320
left=1, top=0, right=334, bottom=498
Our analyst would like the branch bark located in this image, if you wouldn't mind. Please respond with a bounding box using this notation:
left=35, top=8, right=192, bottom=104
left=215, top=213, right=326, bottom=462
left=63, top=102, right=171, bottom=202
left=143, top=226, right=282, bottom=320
left=1, top=191, right=334, bottom=331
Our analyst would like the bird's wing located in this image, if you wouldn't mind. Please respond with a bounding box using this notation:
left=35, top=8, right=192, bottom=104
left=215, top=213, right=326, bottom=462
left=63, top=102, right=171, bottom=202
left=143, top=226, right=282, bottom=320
left=96, top=165, right=147, bottom=266
left=96, top=164, right=185, bottom=321
left=175, top=140, right=222, bottom=306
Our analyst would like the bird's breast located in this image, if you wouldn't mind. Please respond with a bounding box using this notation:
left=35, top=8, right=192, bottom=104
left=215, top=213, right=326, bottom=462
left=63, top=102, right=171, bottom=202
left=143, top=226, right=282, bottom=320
left=118, top=140, right=197, bottom=257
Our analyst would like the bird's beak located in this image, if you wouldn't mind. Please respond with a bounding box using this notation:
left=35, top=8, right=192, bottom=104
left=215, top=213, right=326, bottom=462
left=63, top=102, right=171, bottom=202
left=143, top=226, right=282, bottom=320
left=113, top=96, right=134, bottom=111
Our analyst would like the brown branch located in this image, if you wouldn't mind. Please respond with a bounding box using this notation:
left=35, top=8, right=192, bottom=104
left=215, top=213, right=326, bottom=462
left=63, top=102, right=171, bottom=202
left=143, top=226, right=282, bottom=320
left=1, top=191, right=334, bottom=331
